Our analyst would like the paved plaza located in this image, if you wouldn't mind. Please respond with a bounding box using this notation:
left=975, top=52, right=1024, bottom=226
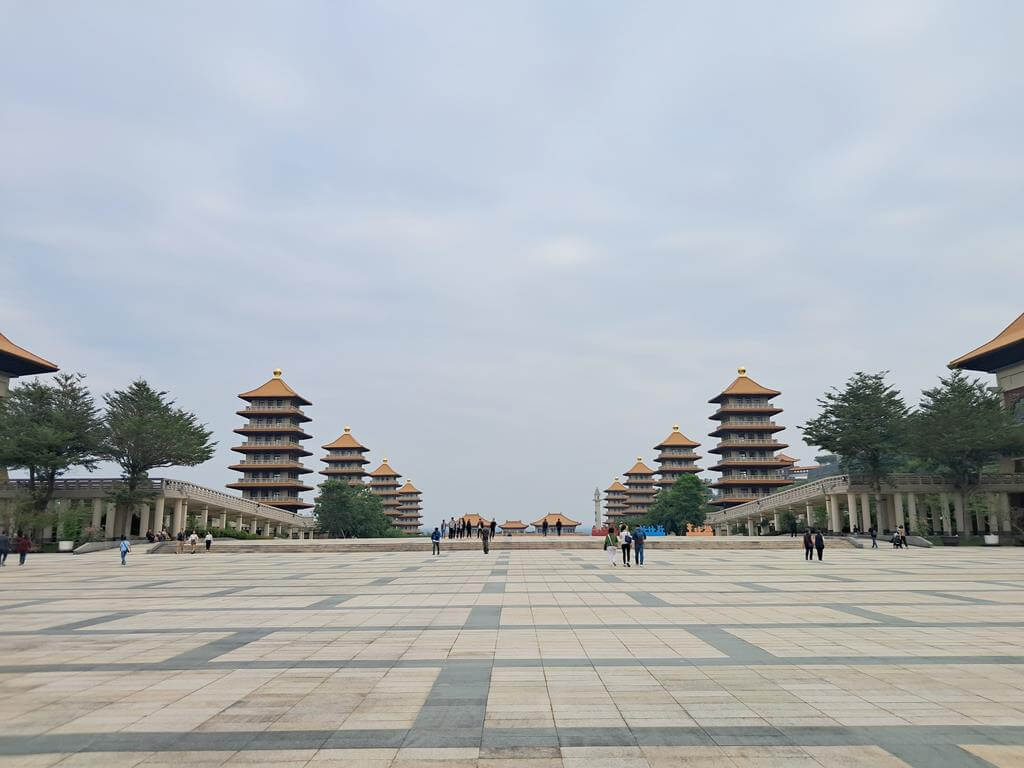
left=4, top=546, right=1024, bottom=767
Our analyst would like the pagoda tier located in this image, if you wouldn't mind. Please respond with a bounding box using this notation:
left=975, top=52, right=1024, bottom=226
left=603, top=478, right=628, bottom=523
left=622, top=459, right=657, bottom=519
left=654, top=425, right=702, bottom=489
left=320, top=427, right=370, bottom=486
left=707, top=367, right=792, bottom=508
left=368, top=459, right=402, bottom=524
left=228, top=369, right=313, bottom=511
left=396, top=481, right=423, bottom=533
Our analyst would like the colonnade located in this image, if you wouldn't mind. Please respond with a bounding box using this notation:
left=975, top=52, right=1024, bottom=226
left=718, top=491, right=1016, bottom=537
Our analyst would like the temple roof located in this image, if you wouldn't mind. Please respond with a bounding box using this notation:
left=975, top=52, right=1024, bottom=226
left=460, top=513, right=491, bottom=525
left=398, top=481, right=420, bottom=494
left=776, top=453, right=798, bottom=464
left=655, top=425, right=700, bottom=449
left=499, top=520, right=527, bottom=529
left=369, top=461, right=400, bottom=478
left=949, top=312, right=1024, bottom=373
left=322, top=427, right=367, bottom=450
left=531, top=513, right=581, bottom=527
left=605, top=479, right=628, bottom=492
left=0, top=332, right=59, bottom=377
left=239, top=369, right=312, bottom=406
left=625, top=459, right=655, bottom=475
left=708, top=367, right=781, bottom=404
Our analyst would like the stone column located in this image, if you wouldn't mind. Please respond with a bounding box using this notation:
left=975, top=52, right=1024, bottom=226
left=152, top=497, right=165, bottom=534
left=172, top=499, right=185, bottom=535
left=104, top=502, right=116, bottom=540
left=860, top=493, right=871, bottom=532
left=1001, top=493, right=1013, bottom=532
left=846, top=493, right=858, bottom=531
left=263, top=520, right=272, bottom=538
left=938, top=493, right=951, bottom=535
left=219, top=510, right=227, bottom=530
left=987, top=494, right=998, bottom=534
left=828, top=494, right=842, bottom=532
left=773, top=512, right=781, bottom=533
left=893, top=493, right=905, bottom=531
left=907, top=493, right=919, bottom=534
left=91, top=498, right=103, bottom=531
left=138, top=504, right=150, bottom=538
left=201, top=506, right=209, bottom=530
left=746, top=518, right=755, bottom=536
left=805, top=502, right=815, bottom=530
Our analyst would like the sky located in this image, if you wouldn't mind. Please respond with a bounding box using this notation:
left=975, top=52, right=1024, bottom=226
left=2, top=1, right=1022, bottom=528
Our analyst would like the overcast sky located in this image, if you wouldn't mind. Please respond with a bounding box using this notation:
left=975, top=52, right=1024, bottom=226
left=2, top=1, right=1022, bottom=527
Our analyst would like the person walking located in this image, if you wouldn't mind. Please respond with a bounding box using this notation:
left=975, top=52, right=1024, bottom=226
left=556, top=519, right=562, bottom=536
left=189, top=531, right=199, bottom=554
left=205, top=531, right=213, bottom=552
left=16, top=532, right=30, bottom=566
left=489, top=519, right=496, bottom=539
left=898, top=524, right=907, bottom=550
left=481, top=524, right=490, bottom=554
left=431, top=527, right=441, bottom=556
left=633, top=526, right=646, bottom=567
left=789, top=518, right=797, bottom=538
left=119, top=535, right=131, bottom=566
left=869, top=526, right=878, bottom=548
left=620, top=524, right=632, bottom=567
left=0, top=530, right=9, bottom=566
left=814, top=529, right=825, bottom=561
left=542, top=519, right=549, bottom=537
left=803, top=529, right=813, bottom=561
left=604, top=525, right=619, bottom=567
left=175, top=530, right=184, bottom=554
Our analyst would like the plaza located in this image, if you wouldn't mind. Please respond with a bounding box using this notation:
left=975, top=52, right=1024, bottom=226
left=4, top=547, right=1024, bottom=767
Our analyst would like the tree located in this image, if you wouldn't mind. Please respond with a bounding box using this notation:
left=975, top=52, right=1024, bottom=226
left=314, top=480, right=402, bottom=538
left=102, top=380, right=215, bottom=519
left=800, top=371, right=909, bottom=515
left=907, top=370, right=1024, bottom=540
left=641, top=474, right=710, bottom=535
left=0, top=373, right=104, bottom=538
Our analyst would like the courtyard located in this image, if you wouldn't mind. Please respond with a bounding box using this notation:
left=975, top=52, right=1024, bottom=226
left=2, top=546, right=1024, bottom=767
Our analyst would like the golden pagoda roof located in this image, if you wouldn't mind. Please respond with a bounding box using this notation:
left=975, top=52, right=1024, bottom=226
left=605, top=479, right=628, bottom=492
left=655, top=425, right=700, bottom=449
left=322, top=427, right=367, bottom=450
left=708, top=367, right=781, bottom=403
left=239, top=369, right=312, bottom=406
left=398, top=481, right=420, bottom=493
left=949, top=312, right=1024, bottom=373
left=776, top=453, right=797, bottom=464
left=531, top=513, right=581, bottom=527
left=369, top=460, right=400, bottom=477
left=625, top=458, right=655, bottom=475
left=460, top=513, right=491, bottom=526
left=499, top=520, right=527, bottom=529
left=0, top=332, right=59, bottom=377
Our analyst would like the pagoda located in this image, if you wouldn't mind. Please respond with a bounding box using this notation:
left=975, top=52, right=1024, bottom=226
left=654, top=425, right=702, bottom=489
left=320, top=427, right=370, bottom=485
left=623, top=458, right=657, bottom=520
left=395, top=480, right=423, bottom=533
left=227, top=369, right=314, bottom=511
left=707, top=367, right=791, bottom=508
left=368, top=459, right=402, bottom=524
left=603, top=478, right=628, bottom=523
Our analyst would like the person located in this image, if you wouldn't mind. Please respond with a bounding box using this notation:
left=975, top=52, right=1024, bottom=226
left=16, top=531, right=30, bottom=566
left=621, top=524, right=632, bottom=567
left=898, top=524, right=907, bottom=550
left=145, top=529, right=155, bottom=543
left=633, top=525, right=646, bottom=567
left=119, top=535, right=131, bottom=566
left=604, top=525, right=619, bottom=567
left=481, top=524, right=490, bottom=554
left=189, top=531, right=199, bottom=554
left=814, top=529, right=824, bottom=561
left=556, top=519, right=562, bottom=536
left=489, top=519, right=496, bottom=539
left=205, top=531, right=213, bottom=552
left=0, top=530, right=9, bottom=566
left=869, top=525, right=878, bottom=548
left=789, top=518, right=797, bottom=538
left=803, top=529, right=813, bottom=561
left=431, top=527, right=441, bottom=556
left=542, top=519, right=549, bottom=537
left=175, top=530, right=184, bottom=554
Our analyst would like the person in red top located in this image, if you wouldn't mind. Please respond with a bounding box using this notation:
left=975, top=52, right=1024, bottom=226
left=15, top=531, right=31, bottom=566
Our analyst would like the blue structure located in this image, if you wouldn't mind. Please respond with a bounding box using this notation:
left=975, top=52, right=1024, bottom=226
left=636, top=525, right=665, bottom=537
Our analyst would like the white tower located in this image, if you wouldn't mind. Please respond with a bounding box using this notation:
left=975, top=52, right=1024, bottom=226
left=593, top=487, right=601, bottom=527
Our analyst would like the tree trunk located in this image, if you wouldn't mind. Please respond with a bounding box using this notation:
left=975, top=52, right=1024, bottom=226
left=957, top=490, right=969, bottom=541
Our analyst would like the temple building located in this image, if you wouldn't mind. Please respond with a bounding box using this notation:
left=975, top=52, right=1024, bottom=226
left=320, top=427, right=370, bottom=485
left=395, top=480, right=423, bottom=532
left=499, top=520, right=528, bottom=535
left=603, top=478, right=628, bottom=523
left=227, top=369, right=314, bottom=511
left=531, top=513, right=581, bottom=533
left=368, top=459, right=402, bottom=523
left=707, top=367, right=791, bottom=508
left=654, top=426, right=702, bottom=489
left=623, top=458, right=657, bottom=519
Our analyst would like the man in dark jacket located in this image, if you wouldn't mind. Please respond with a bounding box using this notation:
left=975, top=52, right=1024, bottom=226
left=556, top=519, right=562, bottom=536
left=542, top=519, right=549, bottom=537
left=431, top=527, right=441, bottom=556
left=489, top=520, right=496, bottom=538
left=481, top=525, right=490, bottom=554
left=814, top=530, right=825, bottom=561
left=803, top=530, right=813, bottom=561
left=633, top=526, right=646, bottom=566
